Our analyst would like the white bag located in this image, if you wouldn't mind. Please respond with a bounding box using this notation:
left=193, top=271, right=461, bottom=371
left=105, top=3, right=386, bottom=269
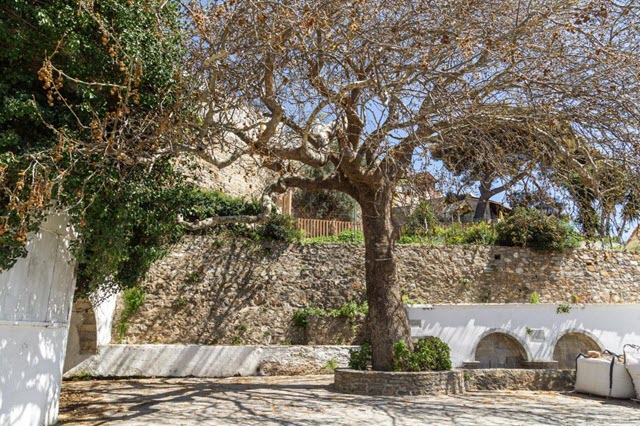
left=574, top=352, right=636, bottom=399
left=623, top=344, right=640, bottom=399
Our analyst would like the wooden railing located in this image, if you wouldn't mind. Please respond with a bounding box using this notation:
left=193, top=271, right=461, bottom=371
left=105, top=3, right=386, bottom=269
left=296, top=218, right=362, bottom=238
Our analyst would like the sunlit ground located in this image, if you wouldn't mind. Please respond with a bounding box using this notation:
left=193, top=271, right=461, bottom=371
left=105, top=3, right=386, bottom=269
left=59, top=375, right=640, bottom=425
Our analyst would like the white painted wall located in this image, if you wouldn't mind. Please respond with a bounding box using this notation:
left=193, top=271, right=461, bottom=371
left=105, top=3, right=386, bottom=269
left=63, top=290, right=117, bottom=374
left=407, top=304, right=640, bottom=368
left=94, top=291, right=117, bottom=347
left=65, top=344, right=353, bottom=378
left=0, top=214, right=76, bottom=426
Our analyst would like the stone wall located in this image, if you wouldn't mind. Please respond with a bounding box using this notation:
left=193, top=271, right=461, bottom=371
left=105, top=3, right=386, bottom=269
left=334, top=369, right=465, bottom=396
left=117, top=237, right=640, bottom=345
left=334, top=368, right=575, bottom=396
left=464, top=369, right=576, bottom=391
left=65, top=344, right=353, bottom=378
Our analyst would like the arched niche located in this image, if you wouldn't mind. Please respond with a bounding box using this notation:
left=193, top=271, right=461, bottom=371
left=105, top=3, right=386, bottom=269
left=474, top=332, right=528, bottom=368
left=63, top=298, right=97, bottom=373
left=552, top=332, right=602, bottom=369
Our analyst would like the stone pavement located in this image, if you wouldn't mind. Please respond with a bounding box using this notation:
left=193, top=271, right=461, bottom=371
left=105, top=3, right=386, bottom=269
left=59, top=375, right=640, bottom=425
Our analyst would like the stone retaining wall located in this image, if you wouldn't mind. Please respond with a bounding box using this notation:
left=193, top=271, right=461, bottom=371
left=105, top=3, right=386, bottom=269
left=118, top=237, right=640, bottom=345
left=305, top=316, right=368, bottom=345
left=65, top=344, right=354, bottom=378
left=464, top=369, right=576, bottom=391
left=334, top=368, right=576, bottom=396
left=334, top=369, right=465, bottom=396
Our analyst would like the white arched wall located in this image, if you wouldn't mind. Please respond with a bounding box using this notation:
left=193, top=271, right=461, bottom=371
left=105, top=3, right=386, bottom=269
left=63, top=290, right=117, bottom=374
left=0, top=214, right=76, bottom=426
left=407, top=304, right=640, bottom=368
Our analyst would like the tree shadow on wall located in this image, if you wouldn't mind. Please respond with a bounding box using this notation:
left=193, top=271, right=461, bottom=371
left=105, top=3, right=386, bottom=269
left=126, top=237, right=307, bottom=345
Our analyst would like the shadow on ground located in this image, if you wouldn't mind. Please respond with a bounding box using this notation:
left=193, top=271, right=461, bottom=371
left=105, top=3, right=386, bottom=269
left=59, top=376, right=640, bottom=425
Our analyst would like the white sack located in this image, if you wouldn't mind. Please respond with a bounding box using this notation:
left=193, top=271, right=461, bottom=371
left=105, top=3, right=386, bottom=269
left=574, top=355, right=635, bottom=399
left=624, top=345, right=640, bottom=399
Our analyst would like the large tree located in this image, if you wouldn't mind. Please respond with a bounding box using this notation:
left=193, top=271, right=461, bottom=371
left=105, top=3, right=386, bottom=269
left=430, top=108, right=574, bottom=221
left=176, top=0, right=640, bottom=369
left=5, top=0, right=640, bottom=370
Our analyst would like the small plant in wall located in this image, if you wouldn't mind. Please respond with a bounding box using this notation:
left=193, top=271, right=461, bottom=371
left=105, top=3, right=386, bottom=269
left=323, top=358, right=339, bottom=373
left=556, top=303, right=572, bottom=314
left=529, top=291, right=540, bottom=304
left=116, top=286, right=146, bottom=343
left=526, top=327, right=534, bottom=336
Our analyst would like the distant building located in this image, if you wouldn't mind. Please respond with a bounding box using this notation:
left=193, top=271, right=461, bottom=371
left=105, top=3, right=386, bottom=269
left=627, top=225, right=640, bottom=247
left=429, top=195, right=511, bottom=223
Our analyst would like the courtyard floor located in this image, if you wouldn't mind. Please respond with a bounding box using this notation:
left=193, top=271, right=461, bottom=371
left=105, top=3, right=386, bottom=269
left=59, top=375, right=639, bottom=425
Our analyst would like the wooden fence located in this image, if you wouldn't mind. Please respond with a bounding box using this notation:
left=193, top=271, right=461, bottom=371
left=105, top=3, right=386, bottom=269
left=296, top=218, right=362, bottom=238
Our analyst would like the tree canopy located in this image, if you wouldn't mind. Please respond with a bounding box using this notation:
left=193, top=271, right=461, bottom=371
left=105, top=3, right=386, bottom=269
left=3, top=0, right=640, bottom=369
left=0, top=0, right=188, bottom=294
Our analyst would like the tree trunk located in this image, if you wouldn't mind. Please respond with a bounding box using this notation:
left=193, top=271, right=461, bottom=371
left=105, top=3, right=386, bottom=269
left=359, top=189, right=411, bottom=370
left=473, top=183, right=492, bottom=222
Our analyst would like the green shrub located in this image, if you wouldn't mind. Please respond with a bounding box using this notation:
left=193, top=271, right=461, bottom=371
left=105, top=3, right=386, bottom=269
left=292, top=307, right=327, bottom=327
left=391, top=337, right=452, bottom=372
left=348, top=342, right=373, bottom=370
left=178, top=189, right=261, bottom=222
left=335, top=229, right=365, bottom=243
left=530, top=291, right=540, bottom=304
left=496, top=207, right=582, bottom=252
left=398, top=234, right=425, bottom=244
left=116, top=286, right=146, bottom=342
left=323, top=358, right=339, bottom=372
left=402, top=202, right=438, bottom=237
left=257, top=214, right=303, bottom=242
left=292, top=301, right=368, bottom=327
left=302, top=229, right=364, bottom=244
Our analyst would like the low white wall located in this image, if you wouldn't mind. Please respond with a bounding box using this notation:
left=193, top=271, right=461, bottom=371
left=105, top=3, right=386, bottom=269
left=65, top=344, right=353, bottom=378
left=0, top=214, right=76, bottom=426
left=407, top=304, right=640, bottom=368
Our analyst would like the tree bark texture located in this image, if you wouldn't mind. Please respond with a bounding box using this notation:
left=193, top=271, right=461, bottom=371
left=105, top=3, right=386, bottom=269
left=359, top=189, right=411, bottom=370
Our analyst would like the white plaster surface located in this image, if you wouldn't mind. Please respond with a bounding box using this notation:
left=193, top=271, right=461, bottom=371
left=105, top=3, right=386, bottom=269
left=65, top=344, right=353, bottom=378
left=407, top=304, right=640, bottom=368
left=63, top=290, right=117, bottom=374
left=0, top=214, right=76, bottom=426
left=94, top=291, right=117, bottom=347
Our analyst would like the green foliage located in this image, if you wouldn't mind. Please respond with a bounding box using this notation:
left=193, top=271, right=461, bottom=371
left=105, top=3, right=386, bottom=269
left=556, top=303, right=571, bottom=314
left=454, top=222, right=498, bottom=245
left=330, top=301, right=369, bottom=324
left=627, top=243, right=640, bottom=252
left=292, top=307, right=327, bottom=328
left=348, top=342, right=372, bottom=370
left=495, top=208, right=582, bottom=252
left=402, top=203, right=438, bottom=238
left=0, top=0, right=185, bottom=283
left=179, top=190, right=261, bottom=221
left=391, top=337, right=452, bottom=372
left=73, top=167, right=260, bottom=296
left=116, top=286, right=146, bottom=342
left=408, top=222, right=498, bottom=245
left=292, top=301, right=368, bottom=328
left=323, top=358, right=339, bottom=372
left=302, top=229, right=364, bottom=244
left=294, top=189, right=358, bottom=221
left=530, top=291, right=540, bottom=304
left=256, top=214, right=303, bottom=242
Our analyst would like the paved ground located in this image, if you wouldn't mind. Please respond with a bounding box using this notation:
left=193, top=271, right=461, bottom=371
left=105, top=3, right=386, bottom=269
left=59, top=375, right=639, bottom=425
